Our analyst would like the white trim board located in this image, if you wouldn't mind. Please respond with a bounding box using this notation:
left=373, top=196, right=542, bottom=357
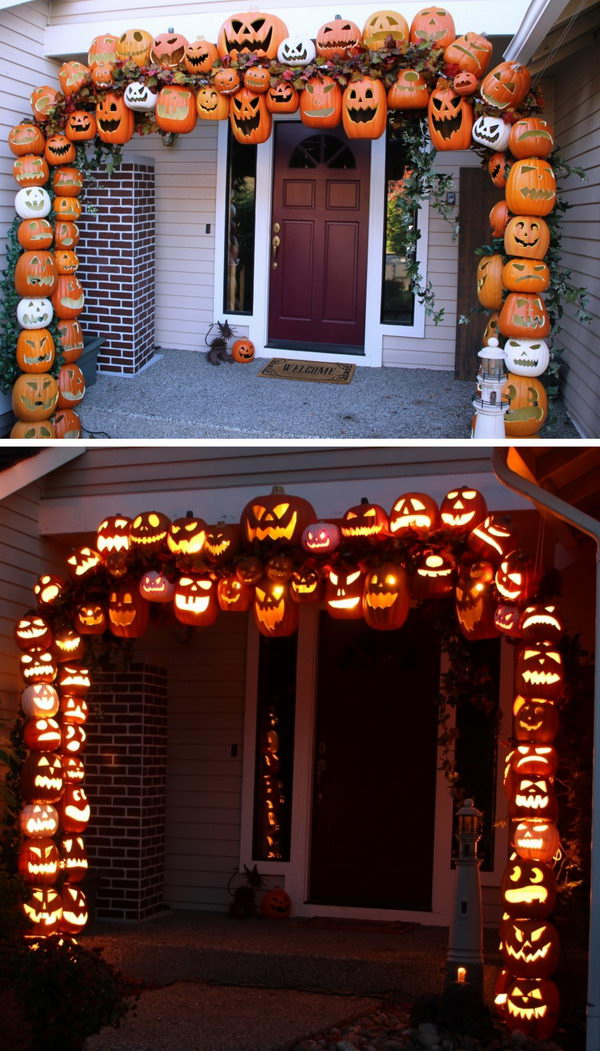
left=0, top=448, right=85, bottom=500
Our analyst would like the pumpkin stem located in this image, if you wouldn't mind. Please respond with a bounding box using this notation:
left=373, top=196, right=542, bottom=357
left=271, top=485, right=285, bottom=494
left=185, top=510, right=194, bottom=518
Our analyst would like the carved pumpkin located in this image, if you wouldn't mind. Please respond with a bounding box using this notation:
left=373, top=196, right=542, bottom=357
left=124, top=82, right=157, bottom=112
left=472, top=115, right=511, bottom=151
left=510, top=744, right=558, bottom=779
left=57, top=363, right=85, bottom=408
left=230, top=88, right=272, bottom=144
left=481, top=62, right=531, bottom=110
left=21, top=752, right=63, bottom=803
left=503, top=259, right=550, bottom=294
left=60, top=784, right=91, bottom=832
left=412, top=548, right=456, bottom=598
left=116, top=28, right=153, bottom=66
left=9, top=123, right=46, bottom=157
left=197, top=87, right=229, bottom=121
left=476, top=254, right=504, bottom=310
left=96, top=93, right=135, bottom=144
left=23, top=886, right=62, bottom=935
left=88, top=33, right=118, bottom=66
left=325, top=565, right=364, bottom=619
left=44, top=135, right=76, bottom=167
left=55, top=250, right=79, bottom=276
left=91, top=63, right=114, bottom=88
left=363, top=564, right=409, bottom=630
left=65, top=545, right=100, bottom=580
left=342, top=77, right=387, bottom=140
left=33, top=574, right=65, bottom=608
left=341, top=498, right=389, bottom=540
left=236, top=556, right=263, bottom=584
left=316, top=15, right=362, bottom=59
left=302, top=521, right=340, bottom=553
left=20, top=647, right=57, bottom=685
left=363, top=9, right=408, bottom=49
left=138, top=570, right=175, bottom=603
left=501, top=917, right=560, bottom=979
left=494, top=603, right=522, bottom=636
left=428, top=79, right=473, bottom=150
left=52, top=626, right=84, bottom=662
left=410, top=6, right=455, bottom=48
left=52, top=168, right=84, bottom=199
left=232, top=337, right=256, bottom=361
left=130, top=511, right=171, bottom=553
left=53, top=196, right=82, bottom=222
left=30, top=85, right=59, bottom=122
left=156, top=86, right=197, bottom=133
left=204, top=523, right=240, bottom=564
left=501, top=854, right=556, bottom=918
left=173, top=574, right=218, bottom=627
left=217, top=12, right=288, bottom=61
left=506, top=159, right=557, bottom=217
left=244, top=66, right=271, bottom=94
left=23, top=717, right=62, bottom=752
left=58, top=61, right=90, bottom=96
left=108, top=584, right=150, bottom=638
left=151, top=28, right=189, bottom=69
left=495, top=550, right=540, bottom=604
left=509, top=118, right=554, bottom=160
left=488, top=152, right=510, bottom=189
left=13, top=154, right=50, bottom=188
left=60, top=884, right=88, bottom=934
left=505, top=217, right=550, bottom=261
left=389, top=492, right=439, bottom=537
left=503, top=374, right=548, bottom=437
left=57, top=662, right=91, bottom=695
left=21, top=683, right=59, bottom=718
left=440, top=486, right=487, bottom=534
left=499, top=975, right=559, bottom=1039
left=261, top=886, right=291, bottom=917
left=509, top=776, right=558, bottom=822
left=266, top=555, right=293, bottom=581
left=59, top=835, right=88, bottom=881
left=20, top=802, right=59, bottom=838
left=12, top=373, right=59, bottom=421
left=499, top=295, right=550, bottom=339
left=266, top=83, right=299, bottom=114
left=214, top=68, right=242, bottom=96
left=75, top=602, right=107, bottom=635
left=514, top=820, right=560, bottom=863
left=217, top=573, right=253, bottom=611
left=490, top=201, right=510, bottom=239
left=241, top=487, right=315, bottom=546
left=167, top=514, right=207, bottom=559
left=54, top=221, right=80, bottom=249
left=17, top=218, right=53, bottom=250
left=62, top=757, right=85, bottom=784
left=60, top=693, right=88, bottom=723
left=444, top=32, right=492, bottom=76
left=455, top=564, right=499, bottom=640
left=277, top=36, right=316, bottom=66
left=290, top=566, right=323, bottom=604
left=514, top=698, right=559, bottom=743
left=52, top=274, right=84, bottom=319
left=253, top=579, right=298, bottom=637
left=453, top=71, right=478, bottom=96
left=387, top=70, right=429, bottom=109
left=65, top=110, right=97, bottom=141
left=16, top=614, right=53, bottom=651
left=18, top=838, right=59, bottom=885
left=16, top=329, right=55, bottom=373
left=516, top=643, right=563, bottom=700
left=519, top=603, right=563, bottom=642
left=300, top=77, right=342, bottom=129
left=184, top=39, right=218, bottom=74
left=97, top=515, right=132, bottom=557
left=504, top=338, right=549, bottom=378
left=15, top=187, right=51, bottom=220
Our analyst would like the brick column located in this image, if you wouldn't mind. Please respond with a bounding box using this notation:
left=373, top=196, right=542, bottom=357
left=77, top=157, right=156, bottom=374
left=85, top=662, right=167, bottom=921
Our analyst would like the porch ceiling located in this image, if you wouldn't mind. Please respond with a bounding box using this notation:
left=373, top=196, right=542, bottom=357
left=512, top=447, right=600, bottom=520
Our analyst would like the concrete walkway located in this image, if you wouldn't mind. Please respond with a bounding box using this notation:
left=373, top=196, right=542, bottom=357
left=80, top=350, right=578, bottom=440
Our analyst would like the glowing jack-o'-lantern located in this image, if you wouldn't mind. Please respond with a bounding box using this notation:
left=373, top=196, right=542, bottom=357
left=108, top=585, right=150, bottom=638
left=266, top=554, right=293, bottom=582
left=412, top=549, right=455, bottom=598
left=501, top=854, right=556, bottom=918
left=513, top=697, right=559, bottom=743
left=23, top=886, right=62, bottom=935
left=236, top=556, right=263, bottom=585
left=509, top=776, right=558, bottom=822
left=60, top=884, right=89, bottom=934
left=468, top=516, right=514, bottom=564
left=300, top=77, right=342, bottom=129
left=504, top=338, right=550, bottom=378
left=341, top=499, right=388, bottom=540
left=499, top=975, right=559, bottom=1040
left=495, top=550, right=540, bottom=604
left=427, top=79, right=473, bottom=151
left=505, top=216, right=551, bottom=260
left=60, top=785, right=91, bottom=833
left=505, top=158, right=557, bottom=218
left=217, top=11, right=288, bottom=61
left=66, top=545, right=101, bottom=579
left=501, top=917, right=560, bottom=979
left=204, top=523, right=240, bottom=564
left=440, top=486, right=487, bottom=534
left=516, top=644, right=563, bottom=700
left=363, top=9, right=408, bottom=49
left=57, top=662, right=91, bottom=696
left=16, top=613, right=52, bottom=650
left=18, top=838, right=59, bottom=885
left=302, top=521, right=340, bottom=554
left=519, top=603, right=563, bottom=642
left=61, top=694, right=89, bottom=724
left=342, top=78, right=387, bottom=140
left=230, top=88, right=272, bottom=145
left=476, top=254, right=504, bottom=311
left=21, top=752, right=64, bottom=803
left=218, top=573, right=253, bottom=612
left=325, top=566, right=365, bottom=620
left=24, top=717, right=62, bottom=753
left=63, top=756, right=85, bottom=785
left=174, top=574, right=218, bottom=627
left=22, top=683, right=59, bottom=719
left=97, top=515, right=132, bottom=557
left=20, top=648, right=57, bottom=685
left=20, top=802, right=59, bottom=838
left=139, top=570, right=175, bottom=603
left=510, top=744, right=558, bottom=779
left=363, top=564, right=409, bottom=630
left=75, top=602, right=107, bottom=635
left=316, top=15, right=362, bottom=58
left=34, top=574, right=65, bottom=609
left=455, top=564, right=497, bottom=640
left=387, top=70, right=429, bottom=109
left=494, top=603, right=522, bottom=637
left=472, top=115, right=511, bottom=151
left=130, top=511, right=171, bottom=554
left=389, top=492, right=439, bottom=537
left=277, top=35, right=316, bottom=65
left=514, top=820, right=560, bottom=862
left=59, top=835, right=88, bottom=881
left=241, top=486, right=315, bottom=547
left=167, top=514, right=207, bottom=558
left=253, top=579, right=299, bottom=637
left=290, top=566, right=324, bottom=605
left=62, top=723, right=86, bottom=755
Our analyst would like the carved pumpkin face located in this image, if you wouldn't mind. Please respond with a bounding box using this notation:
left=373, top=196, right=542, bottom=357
left=514, top=699, right=559, bottom=743
left=455, top=564, right=497, bottom=640
left=57, top=662, right=91, bottom=695
left=501, top=917, right=560, bottom=979
left=51, top=167, right=83, bottom=198
left=277, top=36, right=316, bottom=65
left=514, top=820, right=560, bottom=863
left=495, top=551, right=540, bottom=604
left=468, top=515, right=513, bottom=564
left=503, top=259, right=550, bottom=294
left=440, top=486, right=487, bottom=533
left=501, top=855, right=556, bottom=918
left=241, top=489, right=315, bottom=546
left=108, top=585, right=150, bottom=638
left=66, top=545, right=101, bottom=579
left=61, top=693, right=88, bottom=724
left=387, top=70, right=429, bottom=109
left=124, top=81, right=157, bottom=112
left=481, top=61, right=531, bottom=110
left=266, top=554, right=293, bottom=582
left=509, top=776, right=558, bottom=822
left=61, top=884, right=88, bottom=933
left=212, top=70, right=240, bottom=97
left=444, top=31, right=492, bottom=75
left=499, top=976, right=560, bottom=1040
left=13, top=154, right=50, bottom=188
left=167, top=515, right=207, bottom=558
left=62, top=722, right=86, bottom=755
left=244, top=66, right=271, bottom=94
left=33, top=574, right=65, bottom=608
left=21, top=752, right=63, bottom=803
left=290, top=566, right=323, bottom=604
left=302, top=521, right=340, bottom=553
left=23, top=886, right=62, bottom=934
left=363, top=564, right=409, bottom=630
left=363, top=9, right=409, bottom=49
left=88, top=33, right=118, bottom=67
left=91, top=63, right=114, bottom=88
left=116, top=28, right=153, bottom=66
left=75, top=602, right=107, bottom=635
left=139, top=570, right=175, bottom=603
left=17, top=218, right=54, bottom=250
left=230, top=88, right=272, bottom=145
left=389, top=492, right=439, bottom=537
left=217, top=573, right=253, bottom=611
left=97, top=515, right=132, bottom=557
left=324, top=566, right=364, bottom=619
left=184, top=39, right=218, bottom=74
left=55, top=251, right=79, bottom=277
left=20, top=802, right=59, bottom=838
left=23, top=717, right=62, bottom=753
left=410, top=6, right=455, bottom=47
left=52, top=628, right=84, bottom=662
left=504, top=338, right=550, bottom=378
left=59, top=835, right=88, bottom=881
left=217, top=12, right=288, bottom=61
left=96, top=93, right=135, bottom=145
left=18, top=838, right=59, bottom=885
left=509, top=118, right=554, bottom=160
left=476, top=254, right=504, bottom=310
left=204, top=523, right=240, bottom=563
left=45, top=135, right=76, bottom=166
left=516, top=644, right=563, bottom=700
left=342, top=78, right=387, bottom=140
left=131, top=511, right=171, bottom=554
left=62, top=757, right=85, bottom=784
left=232, top=338, right=256, bottom=360
left=66, top=110, right=97, bottom=140
left=472, top=115, right=511, bottom=151
left=174, top=574, right=218, bottom=627
left=52, top=274, right=85, bottom=319
left=15, top=187, right=51, bottom=220
left=60, top=784, right=91, bottom=832
left=16, top=613, right=52, bottom=650
left=412, top=549, right=455, bottom=598
left=488, top=152, right=510, bottom=189
left=155, top=86, right=197, bottom=133
left=453, top=71, right=478, bottom=96
left=151, top=29, right=189, bottom=69
left=21, top=683, right=59, bottom=719
left=253, top=579, right=299, bottom=637
left=510, top=744, right=558, bottom=779
left=236, top=556, right=263, bottom=585
left=503, top=375, right=549, bottom=437
left=30, top=85, right=59, bottom=121
left=428, top=79, right=473, bottom=150
left=316, top=16, right=362, bottom=58
left=506, top=159, right=557, bottom=217
left=300, top=77, right=342, bottom=129
left=494, top=603, right=522, bottom=636
left=519, top=603, right=563, bottom=642
left=341, top=500, right=388, bottom=540
left=9, top=123, right=46, bottom=156
left=17, top=302, right=55, bottom=341
left=54, top=221, right=80, bottom=249
left=20, top=647, right=57, bottom=685
left=197, top=88, right=229, bottom=121
left=261, top=887, right=291, bottom=918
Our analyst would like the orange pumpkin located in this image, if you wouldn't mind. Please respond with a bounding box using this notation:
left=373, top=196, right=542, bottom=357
left=483, top=312, right=499, bottom=345
left=266, top=82, right=299, bottom=114
left=214, top=68, right=241, bottom=96
left=244, top=66, right=271, bottom=94
left=476, top=254, right=504, bottom=310
left=52, top=274, right=85, bottom=319
left=184, top=39, right=218, bottom=74
left=155, top=86, right=197, bottom=133
left=53, top=197, right=82, bottom=222
left=9, top=123, right=46, bottom=157
left=299, top=77, right=342, bottom=129
left=509, top=118, right=554, bottom=159
left=387, top=69, right=429, bottom=109
left=54, top=221, right=80, bottom=249
left=10, top=419, right=55, bottom=439
left=18, top=219, right=53, bottom=251
left=316, top=15, right=362, bottom=59
left=44, top=135, right=76, bottom=166
left=444, top=31, right=492, bottom=76
left=52, top=167, right=84, bottom=197
left=506, top=158, right=557, bottom=217
left=55, top=250, right=79, bottom=275
left=16, top=329, right=55, bottom=373
left=96, top=93, right=135, bottom=144
left=58, top=319, right=84, bottom=361
left=116, top=28, right=153, bottom=67
left=427, top=78, right=473, bottom=150
left=410, top=7, right=456, bottom=48
left=58, top=61, right=90, bottom=96
left=217, top=11, right=288, bottom=61
left=14, top=251, right=57, bottom=297
left=490, top=201, right=510, bottom=238
left=196, top=87, right=229, bottom=121
left=503, top=375, right=548, bottom=436
left=88, top=33, right=118, bottom=67
left=52, top=408, right=81, bottom=439
left=488, top=152, right=510, bottom=188
left=342, top=77, right=387, bottom=139
left=504, top=216, right=550, bottom=260
left=151, top=28, right=189, bottom=69
left=499, top=293, right=551, bottom=338
left=481, top=61, right=531, bottom=110
left=453, top=71, right=478, bottom=95
left=12, top=373, right=59, bottom=421
left=30, top=85, right=59, bottom=122
left=57, top=364, right=86, bottom=409
left=362, top=10, right=408, bottom=50
left=66, top=110, right=97, bottom=141
left=261, top=886, right=291, bottom=918
left=91, top=63, right=114, bottom=88
left=232, top=338, right=255, bottom=362
left=13, top=155, right=49, bottom=188
left=502, top=258, right=550, bottom=293
left=229, top=88, right=272, bottom=145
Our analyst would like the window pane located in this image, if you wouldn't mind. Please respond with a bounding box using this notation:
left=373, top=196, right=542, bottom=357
left=224, top=131, right=256, bottom=314
left=381, top=132, right=416, bottom=326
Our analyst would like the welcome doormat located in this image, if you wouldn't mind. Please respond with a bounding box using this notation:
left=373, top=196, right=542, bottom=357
left=258, top=358, right=355, bottom=384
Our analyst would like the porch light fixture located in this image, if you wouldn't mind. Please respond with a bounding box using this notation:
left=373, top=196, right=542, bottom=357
left=472, top=338, right=510, bottom=439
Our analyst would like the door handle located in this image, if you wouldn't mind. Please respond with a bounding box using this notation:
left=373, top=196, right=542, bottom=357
left=271, top=234, right=281, bottom=269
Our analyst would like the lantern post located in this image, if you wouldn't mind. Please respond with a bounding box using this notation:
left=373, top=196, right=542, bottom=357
left=472, top=338, right=509, bottom=439
left=445, top=798, right=484, bottom=996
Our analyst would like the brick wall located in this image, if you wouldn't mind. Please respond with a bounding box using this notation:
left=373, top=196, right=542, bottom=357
left=85, top=662, right=167, bottom=921
left=77, top=159, right=156, bottom=375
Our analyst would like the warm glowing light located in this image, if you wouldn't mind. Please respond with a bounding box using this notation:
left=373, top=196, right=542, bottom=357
left=457, top=966, right=467, bottom=983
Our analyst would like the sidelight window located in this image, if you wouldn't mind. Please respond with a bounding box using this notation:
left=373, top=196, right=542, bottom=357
left=381, top=130, right=418, bottom=326
left=223, top=129, right=257, bottom=314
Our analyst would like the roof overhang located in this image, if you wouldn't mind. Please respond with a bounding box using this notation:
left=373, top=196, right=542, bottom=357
left=0, top=448, right=85, bottom=500
left=504, top=0, right=600, bottom=66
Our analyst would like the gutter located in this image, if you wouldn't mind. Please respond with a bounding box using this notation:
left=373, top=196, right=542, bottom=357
left=492, top=447, right=600, bottom=1051
left=503, top=0, right=571, bottom=62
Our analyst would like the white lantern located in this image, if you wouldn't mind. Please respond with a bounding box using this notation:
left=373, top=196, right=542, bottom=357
left=124, top=81, right=157, bottom=111
left=472, top=115, right=511, bottom=151
left=472, top=338, right=509, bottom=439
left=17, top=297, right=53, bottom=329
left=277, top=36, right=316, bottom=66
left=15, top=187, right=51, bottom=219
left=503, top=337, right=549, bottom=377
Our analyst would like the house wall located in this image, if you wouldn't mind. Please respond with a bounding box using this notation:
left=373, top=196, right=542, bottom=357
left=551, top=44, right=600, bottom=438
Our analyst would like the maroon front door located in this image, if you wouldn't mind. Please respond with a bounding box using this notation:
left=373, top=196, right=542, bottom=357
left=268, top=124, right=370, bottom=351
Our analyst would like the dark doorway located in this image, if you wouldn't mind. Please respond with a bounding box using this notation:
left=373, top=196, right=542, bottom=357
left=309, top=609, right=440, bottom=910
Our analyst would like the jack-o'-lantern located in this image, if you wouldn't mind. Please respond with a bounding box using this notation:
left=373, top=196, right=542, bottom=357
left=514, top=820, right=560, bottom=863
left=472, top=115, right=511, bottom=151
left=156, top=86, right=197, bottom=133
left=253, top=579, right=299, bottom=637
left=412, top=548, right=455, bottom=598
left=96, top=93, right=135, bottom=144
left=56, top=362, right=85, bottom=408
left=266, top=554, right=293, bottom=582
left=21, top=752, right=63, bottom=803
left=455, top=564, right=497, bottom=640
left=16, top=614, right=53, bottom=651
left=290, top=566, right=323, bottom=604
left=139, top=570, right=175, bottom=602
left=516, top=644, right=563, bottom=700
left=60, top=884, right=88, bottom=934
left=15, top=249, right=57, bottom=296
left=232, top=338, right=256, bottom=360
left=151, top=28, right=189, bottom=68
left=58, top=61, right=90, bottom=96
left=363, top=564, right=409, bottom=630
left=167, top=513, right=206, bottom=558
left=244, top=66, right=271, bottom=94
left=66, top=545, right=100, bottom=582
left=21, top=683, right=59, bottom=719
left=91, top=62, right=114, bottom=88
left=509, top=776, right=558, bottom=822
left=62, top=722, right=86, bottom=754
left=44, top=135, right=76, bottom=167
left=300, top=77, right=342, bottom=129
left=506, top=159, right=556, bottom=217
left=236, top=556, right=263, bottom=585
left=389, top=492, right=439, bottom=537
left=440, top=486, right=487, bottom=534
left=342, top=77, right=387, bottom=140
left=410, top=6, right=455, bottom=48
left=510, top=744, right=558, bottom=779
left=468, top=515, right=514, bottom=563
left=513, top=698, right=559, bottom=743
left=57, top=662, right=91, bottom=695
left=20, top=802, right=59, bottom=838
left=217, top=573, right=253, bottom=611
left=23, top=717, right=62, bottom=753
left=97, top=515, right=132, bottom=557
left=61, top=694, right=88, bottom=724
left=33, top=574, right=65, bottom=608
left=316, top=15, right=362, bottom=58
left=261, top=886, right=291, bottom=918
left=55, top=250, right=79, bottom=276
left=504, top=338, right=549, bottom=378
left=63, top=757, right=85, bottom=784
left=302, top=521, right=340, bottom=554
left=88, top=33, right=118, bottom=67
left=23, top=886, right=62, bottom=935
left=476, top=254, right=504, bottom=310
left=124, top=82, right=157, bottom=112
left=204, top=523, right=240, bottom=563
left=16, top=188, right=52, bottom=223
left=116, top=28, right=153, bottom=66
left=9, top=123, right=46, bottom=156
left=453, top=72, right=478, bottom=96
left=341, top=498, right=389, bottom=540
left=174, top=574, right=218, bottom=627
left=75, top=602, right=107, bottom=635
left=65, top=110, right=97, bottom=141
left=54, top=221, right=80, bottom=249
left=30, top=85, right=59, bottom=122
left=52, top=168, right=83, bottom=199
left=503, top=374, right=548, bottom=437
left=427, top=79, right=473, bottom=150
left=501, top=854, right=556, bottom=918
left=60, top=784, right=91, bottom=832
left=495, top=550, right=540, bottom=604
left=108, top=585, right=150, bottom=638
left=217, top=11, right=288, bottom=61
left=18, top=838, right=59, bottom=885
left=52, top=626, right=84, bottom=661
left=20, top=647, right=57, bottom=685
left=363, top=9, right=408, bottom=49
left=481, top=61, right=531, bottom=110
left=503, top=259, right=550, bottom=294
left=277, top=36, right=316, bottom=65
left=519, top=603, right=563, bottom=642
left=131, top=511, right=171, bottom=553
left=499, top=975, right=559, bottom=1040
left=488, top=152, right=510, bottom=189
left=387, top=70, right=430, bottom=109
left=13, top=154, right=50, bottom=188
left=501, top=917, right=560, bottom=979
left=53, top=196, right=82, bottom=222
left=59, top=835, right=88, bottom=881
left=230, top=88, right=272, bottom=144
left=17, top=218, right=53, bottom=250
left=241, top=487, right=315, bottom=546
left=490, top=201, right=510, bottom=239
left=52, top=274, right=85, bottom=319
left=444, top=32, right=492, bottom=76
left=266, top=82, right=299, bottom=113
left=324, top=565, right=364, bottom=619
left=494, top=603, right=522, bottom=636
left=197, top=87, right=229, bottom=121
left=184, top=39, right=218, bottom=74
left=509, top=118, right=554, bottom=160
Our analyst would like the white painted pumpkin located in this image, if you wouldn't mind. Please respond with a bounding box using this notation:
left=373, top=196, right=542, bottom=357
left=472, top=115, right=511, bottom=151
left=277, top=36, right=316, bottom=66
left=124, top=81, right=157, bottom=111
left=17, top=297, right=53, bottom=328
left=503, top=337, right=549, bottom=377
left=15, top=187, right=51, bottom=219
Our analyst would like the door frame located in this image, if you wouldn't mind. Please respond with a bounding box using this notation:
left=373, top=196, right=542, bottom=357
left=239, top=608, right=513, bottom=925
left=214, top=115, right=430, bottom=367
